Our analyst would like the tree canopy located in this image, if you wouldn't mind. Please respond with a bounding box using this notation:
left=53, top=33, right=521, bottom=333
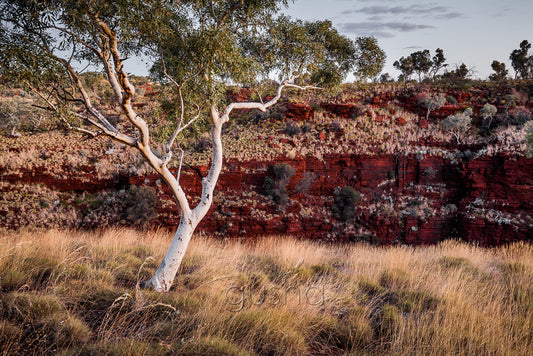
left=489, top=60, right=508, bottom=81
left=1, top=0, right=354, bottom=103
left=393, top=48, right=447, bottom=82
left=393, top=55, right=414, bottom=82
left=353, top=36, right=385, bottom=82
left=510, top=40, right=532, bottom=79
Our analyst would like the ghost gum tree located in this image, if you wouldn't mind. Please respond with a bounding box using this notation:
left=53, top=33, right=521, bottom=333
left=0, top=0, right=356, bottom=292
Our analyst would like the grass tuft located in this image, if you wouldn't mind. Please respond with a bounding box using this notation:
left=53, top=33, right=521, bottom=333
left=175, top=335, right=253, bottom=356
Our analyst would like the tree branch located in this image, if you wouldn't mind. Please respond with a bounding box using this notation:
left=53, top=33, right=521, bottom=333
left=217, top=0, right=244, bottom=29
left=220, top=76, right=318, bottom=123
left=163, top=103, right=201, bottom=166
left=93, top=14, right=152, bottom=145
left=24, top=80, right=57, bottom=111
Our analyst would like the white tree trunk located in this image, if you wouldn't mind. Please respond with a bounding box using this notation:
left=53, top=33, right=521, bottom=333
left=147, top=217, right=197, bottom=292
left=146, top=114, right=224, bottom=292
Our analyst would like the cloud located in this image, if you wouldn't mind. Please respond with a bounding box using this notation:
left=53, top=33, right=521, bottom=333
left=372, top=31, right=395, bottom=38
left=434, top=11, right=463, bottom=20
left=340, top=9, right=357, bottom=15
left=349, top=4, right=464, bottom=20
left=358, top=5, right=447, bottom=15
left=367, top=15, right=386, bottom=21
left=341, top=21, right=434, bottom=35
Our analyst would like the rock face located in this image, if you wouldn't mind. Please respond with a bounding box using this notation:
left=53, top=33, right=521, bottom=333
left=125, top=153, right=532, bottom=246
left=284, top=102, right=314, bottom=121
left=320, top=103, right=359, bottom=118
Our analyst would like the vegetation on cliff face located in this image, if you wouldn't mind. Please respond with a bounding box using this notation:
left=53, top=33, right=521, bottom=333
left=0, top=229, right=532, bottom=355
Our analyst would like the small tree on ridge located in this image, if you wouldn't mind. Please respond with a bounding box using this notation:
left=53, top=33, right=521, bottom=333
left=440, top=108, right=473, bottom=144
left=421, top=93, right=446, bottom=121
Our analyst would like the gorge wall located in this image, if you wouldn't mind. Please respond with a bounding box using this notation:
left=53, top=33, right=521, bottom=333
left=3, top=152, right=530, bottom=247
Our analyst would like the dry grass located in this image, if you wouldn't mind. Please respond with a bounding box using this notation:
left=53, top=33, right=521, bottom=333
left=0, top=228, right=532, bottom=355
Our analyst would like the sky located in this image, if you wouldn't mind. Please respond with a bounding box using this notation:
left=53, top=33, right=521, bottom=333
left=282, top=0, right=533, bottom=80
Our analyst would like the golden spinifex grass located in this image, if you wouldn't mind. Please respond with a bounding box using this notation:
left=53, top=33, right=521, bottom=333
left=0, top=229, right=532, bottom=355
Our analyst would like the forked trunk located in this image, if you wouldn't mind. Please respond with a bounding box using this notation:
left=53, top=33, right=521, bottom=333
left=143, top=82, right=304, bottom=292
left=146, top=114, right=223, bottom=292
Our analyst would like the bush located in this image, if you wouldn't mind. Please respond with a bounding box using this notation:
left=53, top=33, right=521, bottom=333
left=122, top=185, right=159, bottom=226
left=263, top=163, right=296, bottom=205
left=440, top=108, right=472, bottom=144
left=378, top=268, right=410, bottom=289
left=73, top=341, right=166, bottom=356
left=329, top=120, right=343, bottom=133
left=194, top=138, right=211, bottom=152
left=307, top=311, right=372, bottom=352
left=176, top=336, right=252, bottom=356
left=295, top=172, right=316, bottom=194
left=0, top=95, right=50, bottom=134
left=421, top=94, right=446, bottom=120
left=331, top=186, right=361, bottom=222
left=285, top=121, right=301, bottom=136
left=480, top=103, right=497, bottom=129
left=220, top=309, right=307, bottom=355
left=510, top=109, right=532, bottom=128
left=375, top=304, right=400, bottom=336
left=273, top=163, right=296, bottom=181
left=446, top=95, right=457, bottom=105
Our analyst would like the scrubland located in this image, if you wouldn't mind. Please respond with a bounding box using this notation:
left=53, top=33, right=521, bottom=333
left=0, top=229, right=532, bottom=355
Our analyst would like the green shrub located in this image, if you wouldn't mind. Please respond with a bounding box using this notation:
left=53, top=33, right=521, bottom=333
left=376, top=304, right=400, bottom=336
left=358, top=278, right=386, bottom=298
left=331, top=186, right=361, bottom=222
left=122, top=185, right=159, bottom=226
left=498, top=261, right=527, bottom=275
left=263, top=163, right=296, bottom=205
left=71, top=341, right=166, bottom=356
left=285, top=121, right=301, bottom=136
left=295, top=171, right=316, bottom=194
left=446, top=95, right=457, bottom=104
left=378, top=268, right=410, bottom=290
left=397, top=290, right=440, bottom=312
left=221, top=309, right=307, bottom=355
left=438, top=256, right=471, bottom=270
left=329, top=120, right=343, bottom=133
left=239, top=254, right=284, bottom=283
left=0, top=292, right=64, bottom=322
left=0, top=254, right=61, bottom=290
left=23, top=314, right=92, bottom=351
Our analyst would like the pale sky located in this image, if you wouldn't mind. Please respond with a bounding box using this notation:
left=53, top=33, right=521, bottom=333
left=282, top=0, right=533, bottom=80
